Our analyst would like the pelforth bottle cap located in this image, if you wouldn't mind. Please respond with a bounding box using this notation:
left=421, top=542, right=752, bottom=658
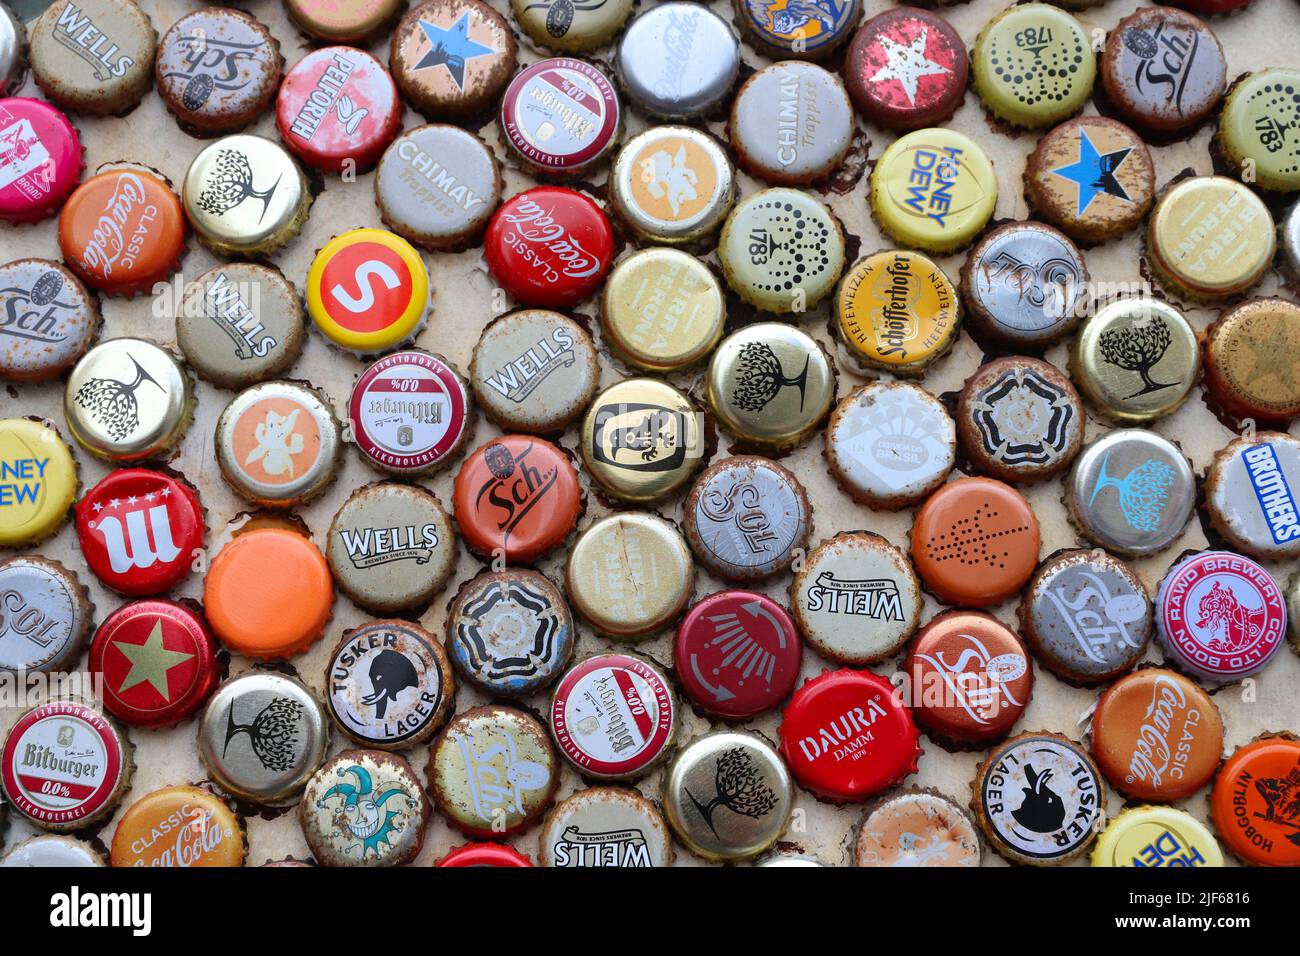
left=512, top=0, right=632, bottom=52
left=0, top=99, right=83, bottom=224
left=1219, top=69, right=1300, bottom=192
left=1092, top=806, right=1222, bottom=867
left=111, top=786, right=245, bottom=866
left=615, top=3, right=739, bottom=119
left=971, top=4, right=1095, bottom=129
left=0, top=418, right=77, bottom=547
left=732, top=0, right=861, bottom=61
left=284, top=0, right=404, bottom=43
left=855, top=790, right=981, bottom=867
left=0, top=556, right=92, bottom=673
left=580, top=378, right=703, bottom=502
left=600, top=250, right=726, bottom=370
left=391, top=0, right=516, bottom=119
left=349, top=350, right=472, bottom=476
left=500, top=58, right=620, bottom=177
left=729, top=62, right=854, bottom=185
left=1206, top=433, right=1300, bottom=560
left=540, top=787, right=673, bottom=867
left=0, top=259, right=98, bottom=381
left=29, top=0, right=155, bottom=115
left=300, top=750, right=430, bottom=866
left=1204, top=298, right=1300, bottom=423
left=609, top=128, right=734, bottom=245
left=843, top=8, right=969, bottom=130
left=1211, top=736, right=1300, bottom=867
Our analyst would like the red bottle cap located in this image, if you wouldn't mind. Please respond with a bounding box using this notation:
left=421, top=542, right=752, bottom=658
left=484, top=186, right=614, bottom=308
left=0, top=98, right=83, bottom=224
left=276, top=47, right=402, bottom=173
left=779, top=668, right=922, bottom=803
left=436, top=842, right=533, bottom=867
left=844, top=9, right=969, bottom=130
left=89, top=599, right=219, bottom=727
left=75, top=469, right=204, bottom=596
left=349, top=349, right=472, bottom=475
left=500, top=58, right=620, bottom=175
left=675, top=590, right=803, bottom=720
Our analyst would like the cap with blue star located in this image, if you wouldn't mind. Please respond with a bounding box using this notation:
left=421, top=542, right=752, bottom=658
left=414, top=12, right=499, bottom=90
left=1049, top=126, right=1134, bottom=216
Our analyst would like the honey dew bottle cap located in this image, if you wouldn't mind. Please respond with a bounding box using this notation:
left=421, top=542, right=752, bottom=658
left=663, top=731, right=794, bottom=861
left=512, top=0, right=632, bottom=52
left=0, top=98, right=82, bottom=224
left=601, top=250, right=725, bottom=371
left=0, top=418, right=77, bottom=547
left=706, top=322, right=836, bottom=450
left=732, top=0, right=861, bottom=61
left=971, top=3, right=1095, bottom=129
left=29, top=0, right=155, bottom=115
left=500, top=57, right=620, bottom=176
left=580, top=377, right=703, bottom=502
left=306, top=229, right=429, bottom=354
left=1219, top=69, right=1300, bottom=193
left=285, top=0, right=404, bottom=43
left=729, top=61, right=854, bottom=185
left=869, top=128, right=997, bottom=253
left=65, top=338, right=192, bottom=461
left=1205, top=298, right=1300, bottom=423
left=204, top=527, right=334, bottom=660
left=391, top=0, right=516, bottom=119
left=1071, top=297, right=1199, bottom=424
left=609, top=127, right=734, bottom=245
left=615, top=2, right=739, bottom=119
left=1211, top=736, right=1300, bottom=866
left=843, top=8, right=969, bottom=131
left=300, top=750, right=430, bottom=866
left=1092, top=805, right=1223, bottom=867
left=539, top=786, right=673, bottom=867
left=0, top=3, right=24, bottom=95
left=0, top=556, right=91, bottom=673
left=1206, top=433, right=1300, bottom=560
left=2, top=836, right=104, bottom=867
left=0, top=259, right=98, bottom=382
left=855, top=790, right=981, bottom=867
left=718, top=189, right=845, bottom=313
left=835, top=250, right=960, bottom=376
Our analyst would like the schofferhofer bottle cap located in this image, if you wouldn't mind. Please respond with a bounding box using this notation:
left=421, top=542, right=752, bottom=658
left=110, top=786, right=245, bottom=866
left=1092, top=806, right=1222, bottom=867
left=0, top=418, right=78, bottom=547
left=306, top=229, right=429, bottom=353
left=0, top=557, right=92, bottom=673
left=835, top=251, right=960, bottom=375
left=609, top=128, right=734, bottom=245
left=580, top=377, right=703, bottom=502
left=300, top=749, right=430, bottom=866
left=1206, top=433, right=1300, bottom=560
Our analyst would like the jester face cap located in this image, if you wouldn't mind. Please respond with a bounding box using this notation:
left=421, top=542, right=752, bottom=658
left=0, top=99, right=83, bottom=224
left=1206, top=433, right=1300, bottom=560
left=600, top=249, right=725, bottom=371
left=1205, top=298, right=1300, bottom=423
left=299, top=749, right=430, bottom=866
left=843, top=8, right=969, bottom=130
left=349, top=350, right=472, bottom=476
left=0, top=259, right=97, bottom=382
left=1210, top=736, right=1300, bottom=867
left=306, top=229, right=429, bottom=354
left=29, top=0, right=155, bottom=115
left=731, top=0, right=861, bottom=60
left=855, top=790, right=981, bottom=867
left=609, top=127, right=735, bottom=245
left=512, top=0, right=632, bottom=52
left=1092, top=805, right=1223, bottom=867
left=500, top=57, right=620, bottom=176
left=972, top=4, right=1095, bottom=129
left=1220, top=68, right=1300, bottom=192
left=539, top=786, right=673, bottom=867
left=390, top=0, right=516, bottom=118
left=729, top=61, right=854, bottom=185
left=615, top=2, right=739, bottom=118
left=580, top=378, right=703, bottom=502
left=0, top=556, right=91, bottom=672
left=0, top=418, right=77, bottom=547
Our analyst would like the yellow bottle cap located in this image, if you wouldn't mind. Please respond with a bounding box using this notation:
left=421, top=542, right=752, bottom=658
left=601, top=249, right=725, bottom=371
left=1219, top=69, right=1300, bottom=192
left=306, top=228, right=429, bottom=353
left=581, top=377, right=704, bottom=502
left=1091, top=805, right=1223, bottom=868
left=835, top=251, right=960, bottom=375
left=0, top=418, right=77, bottom=547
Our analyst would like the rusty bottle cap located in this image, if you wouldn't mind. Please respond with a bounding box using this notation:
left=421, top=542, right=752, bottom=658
left=299, top=749, right=430, bottom=866
left=391, top=0, right=516, bottom=119
left=0, top=556, right=92, bottom=673
left=1219, top=69, right=1300, bottom=192
left=0, top=261, right=97, bottom=381
left=1205, top=432, right=1300, bottom=560
left=729, top=61, right=854, bottom=185
left=1204, top=298, right=1300, bottom=424
left=0, top=4, right=25, bottom=96
left=732, top=0, right=861, bottom=61
left=844, top=8, right=969, bottom=131
left=539, top=787, right=673, bottom=867
left=29, top=0, right=155, bottom=115
left=971, top=4, right=1095, bottom=129
left=284, top=0, right=404, bottom=43
left=110, top=786, right=245, bottom=866
left=2, top=836, right=105, bottom=867
left=580, top=377, right=704, bottom=502
left=600, top=249, right=726, bottom=370
left=1211, top=736, right=1300, bottom=867
left=513, top=0, right=632, bottom=52
left=855, top=789, right=981, bottom=867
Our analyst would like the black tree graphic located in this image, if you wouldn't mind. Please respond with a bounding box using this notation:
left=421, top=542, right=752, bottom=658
left=1098, top=318, right=1174, bottom=397
left=73, top=352, right=161, bottom=441
left=730, top=341, right=810, bottom=412
left=224, top=697, right=305, bottom=772
left=196, top=149, right=282, bottom=223
left=686, top=747, right=778, bottom=836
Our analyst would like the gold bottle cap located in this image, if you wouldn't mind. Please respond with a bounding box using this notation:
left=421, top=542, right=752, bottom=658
left=565, top=513, right=695, bottom=639
left=1072, top=298, right=1200, bottom=423
left=610, top=126, right=735, bottom=244
left=601, top=249, right=726, bottom=371
left=64, top=338, right=193, bottom=461
left=707, top=322, right=836, bottom=449
left=183, top=135, right=313, bottom=257
left=580, top=377, right=705, bottom=502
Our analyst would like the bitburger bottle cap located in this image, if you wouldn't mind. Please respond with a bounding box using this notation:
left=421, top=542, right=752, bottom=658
left=0, top=556, right=91, bottom=673
left=111, top=786, right=245, bottom=866
left=512, top=0, right=632, bottom=52
left=299, top=749, right=430, bottom=866
left=284, top=0, right=404, bottom=43
left=580, top=377, right=703, bottom=502
left=306, top=229, right=429, bottom=354
left=729, top=61, right=854, bottom=185
left=1210, top=735, right=1300, bottom=866
left=0, top=259, right=98, bottom=381
left=0, top=418, right=77, bottom=547
left=600, top=250, right=725, bottom=370
left=539, top=786, right=673, bottom=867
left=1092, top=805, right=1223, bottom=867
left=1219, top=69, right=1300, bottom=192
left=855, top=790, right=981, bottom=867
left=609, top=127, right=734, bottom=245
left=1206, top=433, right=1300, bottom=560
left=500, top=57, right=620, bottom=177
left=1204, top=298, right=1300, bottom=423
left=843, top=8, right=969, bottom=130
left=0, top=99, right=82, bottom=224
left=732, top=0, right=861, bottom=61
left=391, top=0, right=516, bottom=119
left=615, top=3, right=739, bottom=119
left=29, top=0, right=155, bottom=115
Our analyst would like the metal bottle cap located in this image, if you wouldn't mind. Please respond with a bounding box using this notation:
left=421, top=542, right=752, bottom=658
left=110, top=786, right=245, bottom=866
left=855, top=790, right=981, bottom=867
left=0, top=556, right=92, bottom=673
left=284, top=0, right=404, bottom=43
left=1204, top=298, right=1300, bottom=423
left=757, top=854, right=826, bottom=867
left=29, top=0, right=156, bottom=115
left=1065, top=430, right=1194, bottom=557
left=390, top=0, right=517, bottom=120
left=1205, top=433, right=1300, bottom=560
left=0, top=259, right=98, bottom=382
left=730, top=62, right=854, bottom=185
left=733, top=0, right=861, bottom=60
left=299, top=749, right=430, bottom=866
left=198, top=671, right=330, bottom=804
left=971, top=4, right=1095, bottom=128
left=1, top=835, right=104, bottom=867
left=0, top=100, right=82, bottom=224
left=580, top=377, right=704, bottom=502
left=707, top=322, right=836, bottom=450
left=1211, top=737, right=1300, bottom=867
left=615, top=2, right=739, bottom=118
left=601, top=249, right=725, bottom=371
left=0, top=418, right=78, bottom=547
left=306, top=229, right=430, bottom=354
left=1219, top=68, right=1300, bottom=192
left=500, top=57, right=621, bottom=176
left=65, top=338, right=192, bottom=461
left=539, top=786, right=673, bottom=867
left=1282, top=198, right=1300, bottom=285
left=0, top=3, right=25, bottom=96
left=663, top=731, right=793, bottom=861
left=512, top=0, right=632, bottom=52
left=609, top=128, right=734, bottom=245
left=1288, top=569, right=1300, bottom=656
left=349, top=350, right=472, bottom=476
left=1092, top=806, right=1223, bottom=868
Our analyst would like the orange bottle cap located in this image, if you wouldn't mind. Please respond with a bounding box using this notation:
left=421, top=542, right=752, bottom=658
left=1211, top=736, right=1300, bottom=867
left=110, top=785, right=245, bottom=867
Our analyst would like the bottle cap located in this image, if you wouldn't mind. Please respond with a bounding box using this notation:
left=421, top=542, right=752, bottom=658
left=1204, top=298, right=1300, bottom=423
left=1287, top=570, right=1300, bottom=656
left=757, top=853, right=825, bottom=867
left=111, top=786, right=244, bottom=866
left=793, top=532, right=922, bottom=665
left=177, top=263, right=305, bottom=388
left=1147, top=176, right=1274, bottom=301
left=446, top=569, right=575, bottom=698
left=580, top=377, right=703, bottom=502
left=843, top=8, right=968, bottom=130
left=825, top=382, right=955, bottom=509
left=300, top=749, right=429, bottom=866
left=0, top=418, right=77, bottom=547
left=0, top=556, right=91, bottom=673
left=733, top=0, right=860, bottom=60
left=349, top=350, right=472, bottom=476
left=0, top=259, right=98, bottom=381
left=717, top=188, right=845, bottom=312
left=706, top=322, right=836, bottom=449
left=0, top=4, right=23, bottom=95
left=204, top=527, right=334, bottom=660
left=1211, top=736, right=1300, bottom=866
left=75, top=468, right=203, bottom=596
left=615, top=3, right=739, bottom=118
left=729, top=62, right=853, bottom=185
left=500, top=57, right=620, bottom=176
left=910, top=476, right=1040, bottom=607
left=1070, top=298, right=1198, bottom=423
left=971, top=4, right=1095, bottom=129
left=1220, top=69, right=1300, bottom=192
left=470, top=310, right=599, bottom=432
left=972, top=731, right=1103, bottom=865
left=1, top=835, right=104, bottom=867
left=869, top=128, right=997, bottom=253
left=609, top=127, right=734, bottom=245
left=1018, top=549, right=1151, bottom=684
left=155, top=8, right=281, bottom=134
left=1092, top=806, right=1222, bottom=867
left=375, top=124, right=501, bottom=250
left=215, top=380, right=342, bottom=506
left=539, top=786, right=672, bottom=867
left=1101, top=7, right=1225, bottom=133
left=59, top=168, right=185, bottom=296
left=512, top=0, right=632, bottom=51
left=1155, top=550, right=1286, bottom=684
left=601, top=250, right=724, bottom=371
left=29, top=0, right=155, bottom=115
left=682, top=455, right=811, bottom=581
left=1206, top=433, right=1300, bottom=560
left=326, top=482, right=456, bottom=613
left=663, top=730, right=793, bottom=861
left=0, top=98, right=83, bottom=224
left=183, top=135, right=312, bottom=257
left=453, top=435, right=582, bottom=560
left=955, top=356, right=1085, bottom=484
left=429, top=705, right=557, bottom=836
left=550, top=653, right=676, bottom=780
left=566, top=513, right=694, bottom=638
left=484, top=187, right=614, bottom=308
left=1, top=700, right=133, bottom=831
left=675, top=590, right=803, bottom=719
left=1065, top=430, right=1194, bottom=557
left=779, top=668, right=921, bottom=802
left=284, top=0, right=404, bottom=43
left=276, top=47, right=402, bottom=174
left=437, top=843, right=533, bottom=867
left=834, top=250, right=960, bottom=375
left=65, top=338, right=191, bottom=461
left=391, top=0, right=516, bottom=119
left=306, top=229, right=428, bottom=353
left=325, top=619, right=454, bottom=749
left=198, top=672, right=329, bottom=805
left=1091, top=667, right=1222, bottom=801
left=855, top=789, right=981, bottom=867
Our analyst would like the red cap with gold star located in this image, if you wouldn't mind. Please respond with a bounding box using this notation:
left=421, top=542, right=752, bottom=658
left=89, top=600, right=220, bottom=728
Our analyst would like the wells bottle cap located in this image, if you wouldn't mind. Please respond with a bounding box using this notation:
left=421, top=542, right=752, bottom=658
left=29, top=0, right=155, bottom=115
left=349, top=350, right=472, bottom=476
left=112, top=786, right=244, bottom=866
left=2, top=836, right=104, bottom=867
left=391, top=0, right=516, bottom=119
left=729, top=62, right=853, bottom=185
left=972, top=4, right=1095, bottom=128
left=609, top=128, right=734, bottom=245
left=1204, top=298, right=1300, bottom=423
left=284, top=0, right=404, bottom=43
left=615, top=3, right=739, bottom=119
left=0, top=418, right=77, bottom=547
left=0, top=556, right=92, bottom=673
left=1092, top=806, right=1222, bottom=867
left=0, top=99, right=82, bottom=224
left=512, top=0, right=632, bottom=51
left=844, top=8, right=969, bottom=130
left=1206, top=433, right=1300, bottom=560
left=437, top=843, right=533, bottom=867
left=300, top=749, right=430, bottom=866
left=855, top=790, right=981, bottom=867
left=1211, top=735, right=1300, bottom=866
left=0, top=259, right=98, bottom=381
left=580, top=378, right=703, bottom=502
left=601, top=250, right=725, bottom=370
left=306, top=229, right=429, bottom=353
left=732, top=0, right=860, bottom=60
left=500, top=58, right=620, bottom=176
left=539, top=787, right=672, bottom=867
left=1219, top=69, right=1300, bottom=192
left=198, top=672, right=329, bottom=804
left=779, top=668, right=921, bottom=802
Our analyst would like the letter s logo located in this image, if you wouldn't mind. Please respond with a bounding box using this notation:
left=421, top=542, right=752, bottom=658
left=331, top=260, right=401, bottom=313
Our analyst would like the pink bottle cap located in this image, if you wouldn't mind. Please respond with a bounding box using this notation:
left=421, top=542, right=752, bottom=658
left=0, top=97, right=83, bottom=224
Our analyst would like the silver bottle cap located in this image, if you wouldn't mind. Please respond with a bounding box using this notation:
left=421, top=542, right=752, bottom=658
left=1, top=835, right=104, bottom=867
left=0, top=2, right=25, bottom=96
left=1281, top=198, right=1300, bottom=285
left=615, top=2, right=739, bottom=118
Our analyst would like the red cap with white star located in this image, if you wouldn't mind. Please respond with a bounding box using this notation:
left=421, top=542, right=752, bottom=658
left=844, top=8, right=969, bottom=130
